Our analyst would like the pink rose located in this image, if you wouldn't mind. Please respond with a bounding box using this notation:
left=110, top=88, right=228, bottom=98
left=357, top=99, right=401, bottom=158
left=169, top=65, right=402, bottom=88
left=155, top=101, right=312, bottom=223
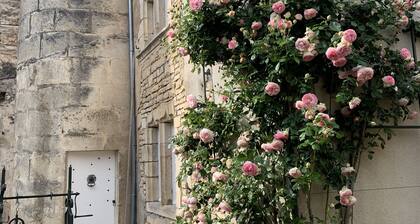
left=317, top=103, right=327, bottom=112
left=301, top=93, right=319, bottom=108
left=178, top=47, right=188, bottom=56
left=342, top=29, right=357, bottom=43
left=251, top=21, right=263, bottom=30
left=228, top=39, right=238, bottom=49
left=220, top=95, right=229, bottom=102
left=400, top=48, right=412, bottom=60
left=197, top=212, right=206, bottom=222
left=399, top=15, right=409, bottom=27
left=339, top=187, right=353, bottom=197
left=406, top=60, right=416, bottom=70
left=340, top=195, right=357, bottom=206
left=325, top=47, right=340, bottom=61
left=187, top=196, right=198, bottom=205
left=242, top=161, right=259, bottom=176
left=166, top=29, right=175, bottom=41
left=295, top=100, right=305, bottom=110
left=332, top=57, right=347, bottom=67
left=271, top=140, right=284, bottom=151
left=337, top=44, right=352, bottom=57
left=288, top=167, right=302, bottom=178
left=341, top=164, right=355, bottom=176
left=295, top=14, right=303, bottom=20
left=398, top=97, right=409, bottom=106
left=303, top=51, right=316, bottom=62
left=265, top=82, right=281, bottom=96
left=408, top=111, right=418, bottom=120
left=199, top=128, right=214, bottom=143
left=189, top=0, right=203, bottom=12
left=356, top=67, right=374, bottom=86
left=194, top=162, right=203, bottom=170
left=273, top=130, right=288, bottom=140
left=261, top=143, right=274, bottom=152
left=304, top=8, right=318, bottom=20
left=218, top=201, right=232, bottom=213
left=295, top=38, right=311, bottom=52
left=272, top=1, right=286, bottom=14
left=349, top=97, right=361, bottom=110
left=212, top=171, right=228, bottom=182
left=382, top=75, right=395, bottom=87
left=187, top=95, right=198, bottom=108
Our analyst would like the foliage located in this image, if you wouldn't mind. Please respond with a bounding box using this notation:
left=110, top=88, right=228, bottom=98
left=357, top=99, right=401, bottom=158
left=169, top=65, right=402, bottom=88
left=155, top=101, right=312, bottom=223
left=170, top=0, right=420, bottom=223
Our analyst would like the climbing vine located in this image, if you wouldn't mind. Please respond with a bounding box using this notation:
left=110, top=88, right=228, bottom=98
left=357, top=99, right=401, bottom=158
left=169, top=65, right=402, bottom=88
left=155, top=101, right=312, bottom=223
left=169, top=0, right=420, bottom=223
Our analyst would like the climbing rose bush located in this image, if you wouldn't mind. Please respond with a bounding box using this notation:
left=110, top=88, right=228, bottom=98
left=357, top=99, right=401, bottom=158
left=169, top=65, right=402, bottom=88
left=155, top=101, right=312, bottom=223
left=170, top=0, right=420, bottom=223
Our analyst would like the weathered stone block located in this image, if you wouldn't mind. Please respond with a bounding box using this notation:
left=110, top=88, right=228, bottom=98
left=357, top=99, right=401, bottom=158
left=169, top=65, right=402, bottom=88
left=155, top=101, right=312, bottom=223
left=68, top=0, right=128, bottom=14
left=0, top=0, right=21, bottom=25
left=19, top=0, right=38, bottom=16
left=39, top=0, right=68, bottom=10
left=55, top=9, right=91, bottom=33
left=91, top=12, right=127, bottom=35
left=145, top=177, right=159, bottom=201
left=17, top=34, right=41, bottom=64
left=40, top=32, right=68, bottom=58
left=30, top=10, right=56, bottom=34
left=18, top=14, right=31, bottom=39
left=0, top=25, right=18, bottom=46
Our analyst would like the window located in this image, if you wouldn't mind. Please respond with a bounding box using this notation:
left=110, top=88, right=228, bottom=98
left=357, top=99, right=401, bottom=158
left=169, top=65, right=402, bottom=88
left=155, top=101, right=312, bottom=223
left=150, top=121, right=176, bottom=205
left=143, top=0, right=168, bottom=44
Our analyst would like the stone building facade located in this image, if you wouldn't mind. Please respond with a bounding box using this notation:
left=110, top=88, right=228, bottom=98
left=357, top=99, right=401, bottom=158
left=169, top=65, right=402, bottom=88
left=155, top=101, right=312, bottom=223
left=0, top=0, right=131, bottom=223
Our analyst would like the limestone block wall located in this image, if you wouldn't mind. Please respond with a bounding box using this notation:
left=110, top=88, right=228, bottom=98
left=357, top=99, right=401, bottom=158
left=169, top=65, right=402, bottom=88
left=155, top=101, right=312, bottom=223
left=13, top=0, right=130, bottom=223
left=0, top=0, right=20, bottom=220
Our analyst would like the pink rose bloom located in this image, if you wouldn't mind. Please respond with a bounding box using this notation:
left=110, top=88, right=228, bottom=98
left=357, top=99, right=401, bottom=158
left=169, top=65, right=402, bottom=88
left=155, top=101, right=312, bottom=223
left=340, top=106, right=352, bottom=117
left=349, top=97, right=361, bottom=110
left=199, top=128, right=214, bottom=143
left=166, top=29, right=175, bottom=41
left=178, top=47, right=188, bottom=56
left=218, top=201, right=232, bottom=213
left=332, top=57, right=347, bottom=67
left=341, top=164, right=355, bottom=176
left=325, top=47, right=340, bottom=61
left=272, top=1, right=286, bottom=14
left=189, top=0, right=203, bottom=12
left=197, top=212, right=206, bottom=222
left=295, top=100, right=305, bottom=110
left=382, top=75, right=395, bottom=87
left=265, top=82, right=281, bottom=96
left=302, top=93, right=319, bottom=108
left=400, top=48, right=412, bottom=60
left=339, top=187, right=353, bottom=197
left=288, top=167, right=302, bottom=178
left=271, top=140, right=284, bottom=151
left=340, top=195, right=357, bottom=206
left=406, top=61, right=416, bottom=70
left=194, top=162, right=203, bottom=170
left=303, top=51, right=316, bottom=62
left=408, top=111, right=418, bottom=120
left=220, top=95, right=229, bottom=102
left=398, top=97, right=409, bottom=106
left=187, top=197, right=198, bottom=205
left=356, top=67, right=374, bottom=85
left=187, top=95, right=198, bottom=108
left=317, top=103, right=327, bottom=112
left=228, top=39, right=238, bottom=49
left=342, top=29, right=357, bottom=43
left=251, top=21, right=263, bottom=30
left=304, top=8, right=318, bottom=20
left=273, top=130, right=288, bottom=140
left=285, top=20, right=293, bottom=29
left=212, top=171, right=228, bottom=182
left=261, top=143, right=274, bottom=152
left=242, top=161, right=259, bottom=176
left=400, top=15, right=409, bottom=27
left=295, top=14, right=303, bottom=20
left=337, top=44, right=352, bottom=57
left=295, top=38, right=311, bottom=51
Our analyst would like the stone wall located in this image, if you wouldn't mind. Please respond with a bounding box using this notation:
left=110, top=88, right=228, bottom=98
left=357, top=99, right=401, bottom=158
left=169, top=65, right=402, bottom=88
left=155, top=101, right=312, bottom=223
left=0, top=0, right=20, bottom=220
left=13, top=0, right=130, bottom=223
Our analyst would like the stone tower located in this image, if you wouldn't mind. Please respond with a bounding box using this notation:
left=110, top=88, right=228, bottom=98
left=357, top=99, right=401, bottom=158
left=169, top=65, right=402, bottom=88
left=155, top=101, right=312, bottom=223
left=14, top=0, right=130, bottom=223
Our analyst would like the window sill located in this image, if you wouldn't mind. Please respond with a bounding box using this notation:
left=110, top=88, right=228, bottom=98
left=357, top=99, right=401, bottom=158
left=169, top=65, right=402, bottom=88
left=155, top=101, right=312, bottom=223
left=137, top=26, right=170, bottom=59
left=146, top=201, right=177, bottom=220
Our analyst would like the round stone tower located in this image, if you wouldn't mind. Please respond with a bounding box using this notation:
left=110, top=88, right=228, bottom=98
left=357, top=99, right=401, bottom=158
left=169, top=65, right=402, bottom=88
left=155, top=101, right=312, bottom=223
left=14, top=0, right=129, bottom=223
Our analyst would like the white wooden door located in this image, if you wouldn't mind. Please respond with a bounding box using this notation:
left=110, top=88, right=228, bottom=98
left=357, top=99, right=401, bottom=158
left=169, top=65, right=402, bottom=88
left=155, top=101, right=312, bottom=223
left=67, top=151, right=117, bottom=224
